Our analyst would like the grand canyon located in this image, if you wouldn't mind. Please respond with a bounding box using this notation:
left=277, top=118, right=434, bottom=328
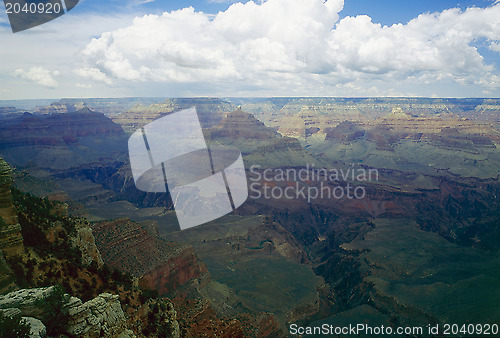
left=0, top=97, right=499, bottom=337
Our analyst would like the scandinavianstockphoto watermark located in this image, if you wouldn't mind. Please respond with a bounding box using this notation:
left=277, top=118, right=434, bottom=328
left=129, top=107, right=248, bottom=230
left=249, top=164, right=379, bottom=202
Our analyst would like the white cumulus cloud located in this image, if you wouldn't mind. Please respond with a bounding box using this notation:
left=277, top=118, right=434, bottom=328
left=77, top=0, right=500, bottom=94
left=13, top=67, right=59, bottom=88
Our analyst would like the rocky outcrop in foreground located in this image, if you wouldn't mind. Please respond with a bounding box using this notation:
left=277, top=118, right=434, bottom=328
left=0, top=307, right=46, bottom=338
left=66, top=293, right=134, bottom=337
left=0, top=286, right=135, bottom=338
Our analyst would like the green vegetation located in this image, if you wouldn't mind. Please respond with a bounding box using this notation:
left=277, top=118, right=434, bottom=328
left=36, top=285, right=70, bottom=336
left=12, top=187, right=81, bottom=262
left=6, top=188, right=84, bottom=290
left=139, top=288, right=159, bottom=304
left=0, top=312, right=31, bottom=338
left=142, top=299, right=176, bottom=337
left=87, top=261, right=134, bottom=297
left=1, top=172, right=182, bottom=337
left=5, top=188, right=138, bottom=304
left=6, top=255, right=28, bottom=288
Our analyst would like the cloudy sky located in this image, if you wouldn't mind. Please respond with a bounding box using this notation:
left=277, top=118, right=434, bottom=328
left=1, top=0, right=500, bottom=99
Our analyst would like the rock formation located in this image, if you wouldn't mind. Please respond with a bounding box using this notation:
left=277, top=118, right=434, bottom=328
left=0, top=158, right=24, bottom=257
left=0, top=287, right=53, bottom=317
left=111, top=98, right=235, bottom=133
left=209, top=108, right=278, bottom=140
left=207, top=109, right=322, bottom=167
left=0, top=160, right=18, bottom=293
left=92, top=218, right=208, bottom=295
left=0, top=159, right=22, bottom=294
left=66, top=293, right=134, bottom=338
left=325, top=121, right=365, bottom=142
left=74, top=226, right=104, bottom=268
left=22, top=316, right=46, bottom=338
left=0, top=286, right=135, bottom=338
left=0, top=108, right=124, bottom=148
left=0, top=108, right=128, bottom=169
left=0, top=307, right=47, bottom=338
left=140, top=246, right=208, bottom=295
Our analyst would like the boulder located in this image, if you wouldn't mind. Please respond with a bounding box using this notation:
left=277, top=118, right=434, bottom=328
left=22, top=316, right=46, bottom=338
left=0, top=286, right=54, bottom=317
left=0, top=307, right=21, bottom=317
left=66, top=293, right=135, bottom=338
left=74, top=226, right=104, bottom=267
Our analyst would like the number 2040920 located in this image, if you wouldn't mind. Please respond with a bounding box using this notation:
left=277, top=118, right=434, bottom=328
left=5, top=2, right=62, bottom=14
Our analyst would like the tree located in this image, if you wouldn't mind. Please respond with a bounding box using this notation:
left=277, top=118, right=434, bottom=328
left=36, top=285, right=70, bottom=336
left=0, top=312, right=31, bottom=338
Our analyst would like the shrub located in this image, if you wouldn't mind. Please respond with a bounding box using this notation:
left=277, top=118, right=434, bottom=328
left=142, top=299, right=176, bottom=337
left=139, top=288, right=159, bottom=304
left=6, top=256, right=28, bottom=288
left=36, top=285, right=70, bottom=336
left=12, top=188, right=81, bottom=263
left=0, top=312, right=31, bottom=338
